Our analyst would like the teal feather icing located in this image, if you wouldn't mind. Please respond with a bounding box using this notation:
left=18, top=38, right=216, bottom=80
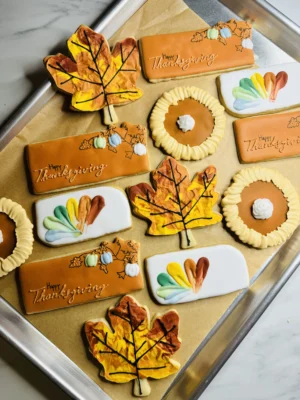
left=54, top=206, right=77, bottom=230
left=157, top=273, right=179, bottom=287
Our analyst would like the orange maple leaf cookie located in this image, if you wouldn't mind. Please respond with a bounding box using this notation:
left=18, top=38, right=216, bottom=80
left=85, top=295, right=181, bottom=397
left=44, top=25, right=143, bottom=125
left=127, top=157, right=222, bottom=248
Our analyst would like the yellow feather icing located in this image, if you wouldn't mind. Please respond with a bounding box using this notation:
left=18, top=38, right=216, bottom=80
left=251, top=73, right=268, bottom=99
left=66, top=198, right=78, bottom=223
left=167, top=262, right=191, bottom=288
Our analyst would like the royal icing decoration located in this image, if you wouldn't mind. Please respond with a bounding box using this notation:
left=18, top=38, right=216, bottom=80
left=177, top=115, right=195, bottom=132
left=234, top=111, right=300, bottom=163
left=35, top=187, right=131, bottom=246
left=20, top=238, right=143, bottom=314
left=127, top=157, right=222, bottom=249
left=222, top=167, right=300, bottom=248
left=147, top=245, right=249, bottom=304
left=125, top=263, right=140, bottom=277
left=44, top=25, right=142, bottom=125
left=85, top=295, right=181, bottom=397
left=150, top=86, right=225, bottom=160
left=217, top=62, right=300, bottom=117
left=139, top=19, right=254, bottom=82
left=0, top=198, right=34, bottom=278
left=252, top=198, right=274, bottom=220
left=26, top=122, right=150, bottom=194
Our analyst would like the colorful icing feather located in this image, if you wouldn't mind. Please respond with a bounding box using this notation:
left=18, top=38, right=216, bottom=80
left=233, top=70, right=288, bottom=110
left=43, top=195, right=105, bottom=243
left=157, top=257, right=210, bottom=304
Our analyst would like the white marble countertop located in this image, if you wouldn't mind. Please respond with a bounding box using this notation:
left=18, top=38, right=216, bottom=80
left=1, top=1, right=300, bottom=399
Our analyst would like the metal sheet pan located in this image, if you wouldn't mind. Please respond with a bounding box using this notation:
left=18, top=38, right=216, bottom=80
left=0, top=0, right=299, bottom=399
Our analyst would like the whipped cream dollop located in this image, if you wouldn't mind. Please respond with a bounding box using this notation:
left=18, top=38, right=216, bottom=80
left=177, top=114, right=195, bottom=132
left=252, top=198, right=274, bottom=220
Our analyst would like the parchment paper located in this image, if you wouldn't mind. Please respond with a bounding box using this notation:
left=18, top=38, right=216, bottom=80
left=1, top=1, right=300, bottom=399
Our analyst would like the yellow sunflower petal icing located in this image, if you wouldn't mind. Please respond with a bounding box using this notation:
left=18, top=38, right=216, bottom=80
left=167, top=262, right=191, bottom=288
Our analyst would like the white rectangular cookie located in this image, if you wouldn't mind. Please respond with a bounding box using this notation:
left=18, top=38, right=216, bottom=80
left=36, top=186, right=131, bottom=247
left=217, top=62, right=300, bottom=117
left=146, top=245, right=249, bottom=305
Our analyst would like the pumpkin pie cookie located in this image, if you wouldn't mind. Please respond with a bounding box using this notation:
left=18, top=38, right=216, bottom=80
left=0, top=198, right=34, bottom=277
left=150, top=86, right=226, bottom=160
left=222, top=167, right=300, bottom=248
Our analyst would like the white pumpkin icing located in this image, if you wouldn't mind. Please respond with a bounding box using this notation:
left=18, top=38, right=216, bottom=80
left=0, top=230, right=3, bottom=244
left=177, top=114, right=195, bottom=132
left=252, top=198, right=274, bottom=220
left=125, top=263, right=140, bottom=277
left=133, top=143, right=147, bottom=156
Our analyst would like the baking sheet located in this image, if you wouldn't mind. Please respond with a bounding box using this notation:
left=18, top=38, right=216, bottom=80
left=1, top=0, right=300, bottom=399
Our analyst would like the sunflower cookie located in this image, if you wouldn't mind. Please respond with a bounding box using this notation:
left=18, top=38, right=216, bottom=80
left=222, top=167, right=300, bottom=248
left=150, top=87, right=226, bottom=160
left=0, top=198, right=34, bottom=277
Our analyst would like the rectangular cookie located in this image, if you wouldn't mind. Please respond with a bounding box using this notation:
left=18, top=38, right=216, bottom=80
left=35, top=186, right=131, bottom=247
left=146, top=245, right=248, bottom=305
left=19, top=238, right=143, bottom=314
left=217, top=62, right=300, bottom=117
left=139, top=19, right=254, bottom=82
left=234, top=110, right=300, bottom=163
left=26, top=122, right=150, bottom=194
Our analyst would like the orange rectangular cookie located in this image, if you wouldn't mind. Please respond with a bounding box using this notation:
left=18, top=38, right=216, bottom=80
left=139, top=19, right=254, bottom=82
left=19, top=238, right=144, bottom=314
left=26, top=122, right=150, bottom=194
left=234, top=111, right=300, bottom=163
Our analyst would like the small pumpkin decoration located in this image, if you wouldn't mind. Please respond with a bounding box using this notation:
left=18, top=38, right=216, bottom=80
left=94, top=136, right=106, bottom=149
left=108, top=133, right=122, bottom=148
left=220, top=27, right=231, bottom=38
left=242, top=38, right=253, bottom=49
left=133, top=143, right=147, bottom=156
left=101, top=251, right=113, bottom=265
left=125, top=263, right=140, bottom=277
left=207, top=28, right=218, bottom=40
left=85, top=253, right=98, bottom=267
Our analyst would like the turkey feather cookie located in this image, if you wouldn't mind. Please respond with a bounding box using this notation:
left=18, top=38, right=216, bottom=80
left=146, top=245, right=249, bottom=305
left=35, top=186, right=131, bottom=247
left=217, top=62, right=300, bottom=117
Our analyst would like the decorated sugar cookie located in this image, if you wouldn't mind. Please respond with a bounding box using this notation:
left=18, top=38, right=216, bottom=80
left=44, top=25, right=142, bottom=125
left=217, top=62, right=300, bottom=117
left=20, top=238, right=143, bottom=314
left=150, top=86, right=226, bottom=160
left=234, top=110, right=300, bottom=163
left=140, top=19, right=254, bottom=82
left=26, top=122, right=150, bottom=194
left=127, top=157, right=222, bottom=249
left=85, top=295, right=181, bottom=397
left=222, top=167, right=300, bottom=248
left=35, top=187, right=131, bottom=246
left=0, top=198, right=34, bottom=277
left=147, top=245, right=249, bottom=304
